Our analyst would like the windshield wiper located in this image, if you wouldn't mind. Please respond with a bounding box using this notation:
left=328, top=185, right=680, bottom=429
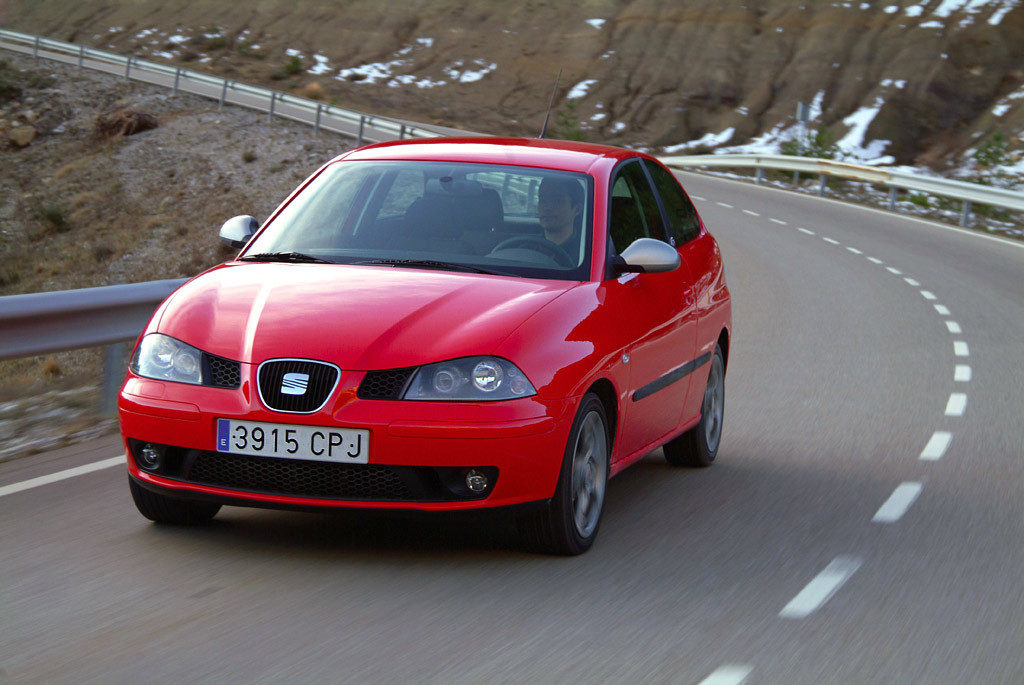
left=353, top=259, right=517, bottom=276
left=239, top=251, right=334, bottom=264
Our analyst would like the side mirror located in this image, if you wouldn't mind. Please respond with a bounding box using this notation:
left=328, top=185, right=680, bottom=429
left=219, top=215, right=259, bottom=248
left=613, top=237, right=681, bottom=274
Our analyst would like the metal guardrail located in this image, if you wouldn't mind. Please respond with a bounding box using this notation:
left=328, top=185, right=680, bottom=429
left=659, top=154, right=1024, bottom=227
left=0, top=279, right=186, bottom=361
left=0, top=28, right=451, bottom=145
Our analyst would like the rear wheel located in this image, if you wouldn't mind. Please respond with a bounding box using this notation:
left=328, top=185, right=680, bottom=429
left=129, top=477, right=220, bottom=524
left=664, top=344, right=725, bottom=468
left=518, top=393, right=609, bottom=555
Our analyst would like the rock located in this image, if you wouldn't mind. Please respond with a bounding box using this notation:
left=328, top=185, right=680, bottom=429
left=93, top=107, right=158, bottom=138
left=19, top=109, right=39, bottom=124
left=8, top=125, right=37, bottom=147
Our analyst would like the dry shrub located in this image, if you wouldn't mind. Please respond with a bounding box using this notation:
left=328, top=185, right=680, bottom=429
left=296, top=81, right=326, bottom=101
left=40, top=357, right=61, bottom=377
left=94, top=107, right=158, bottom=138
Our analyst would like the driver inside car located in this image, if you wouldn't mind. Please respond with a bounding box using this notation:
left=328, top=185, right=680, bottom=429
left=537, top=176, right=584, bottom=249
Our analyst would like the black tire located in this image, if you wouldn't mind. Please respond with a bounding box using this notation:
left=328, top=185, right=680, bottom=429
left=518, top=393, right=609, bottom=555
left=664, top=344, right=725, bottom=468
left=129, top=477, right=221, bottom=525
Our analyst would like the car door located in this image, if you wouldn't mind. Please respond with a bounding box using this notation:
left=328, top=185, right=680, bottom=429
left=600, top=159, right=698, bottom=461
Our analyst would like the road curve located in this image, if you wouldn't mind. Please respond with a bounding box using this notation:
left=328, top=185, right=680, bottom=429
left=2, top=174, right=1022, bottom=684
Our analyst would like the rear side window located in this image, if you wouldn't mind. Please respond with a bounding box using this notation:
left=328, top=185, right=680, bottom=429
left=644, top=160, right=701, bottom=245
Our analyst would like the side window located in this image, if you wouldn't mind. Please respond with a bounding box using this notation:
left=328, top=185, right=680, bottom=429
left=607, top=160, right=667, bottom=254
left=377, top=170, right=426, bottom=219
left=644, top=160, right=701, bottom=245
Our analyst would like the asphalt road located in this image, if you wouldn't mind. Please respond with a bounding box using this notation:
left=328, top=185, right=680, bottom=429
left=2, top=174, right=1022, bottom=684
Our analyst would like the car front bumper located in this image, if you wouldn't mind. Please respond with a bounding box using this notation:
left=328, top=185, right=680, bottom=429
left=119, top=374, right=577, bottom=512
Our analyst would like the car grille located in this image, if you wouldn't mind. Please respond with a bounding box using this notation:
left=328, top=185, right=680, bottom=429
left=258, top=359, right=339, bottom=413
left=186, top=452, right=418, bottom=500
left=204, top=353, right=241, bottom=389
left=358, top=367, right=417, bottom=400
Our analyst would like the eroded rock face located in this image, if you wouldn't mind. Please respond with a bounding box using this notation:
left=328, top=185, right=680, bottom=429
left=4, top=0, right=1023, bottom=164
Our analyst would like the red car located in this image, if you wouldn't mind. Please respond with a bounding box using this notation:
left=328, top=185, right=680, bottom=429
left=119, top=137, right=731, bottom=554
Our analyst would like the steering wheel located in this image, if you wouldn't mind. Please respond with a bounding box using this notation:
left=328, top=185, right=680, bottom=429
left=490, top=235, right=574, bottom=267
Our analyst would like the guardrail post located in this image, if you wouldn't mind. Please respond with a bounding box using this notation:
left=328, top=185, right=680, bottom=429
left=173, top=68, right=181, bottom=96
left=78, top=46, right=85, bottom=69
left=400, top=124, right=406, bottom=140
left=960, top=200, right=972, bottom=227
left=818, top=174, right=827, bottom=196
left=100, top=342, right=127, bottom=417
left=33, top=36, right=40, bottom=59
left=357, top=115, right=365, bottom=147
left=124, top=57, right=131, bottom=80
left=315, top=103, right=322, bottom=136
left=268, top=92, right=276, bottom=122
left=219, top=80, right=229, bottom=109
left=755, top=168, right=764, bottom=185
left=888, top=187, right=897, bottom=211
left=793, top=170, right=800, bottom=185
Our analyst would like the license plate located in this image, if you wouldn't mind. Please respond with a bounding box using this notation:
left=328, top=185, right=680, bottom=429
left=216, top=418, right=369, bottom=464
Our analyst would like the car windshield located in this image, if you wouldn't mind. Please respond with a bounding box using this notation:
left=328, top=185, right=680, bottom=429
left=242, top=160, right=594, bottom=280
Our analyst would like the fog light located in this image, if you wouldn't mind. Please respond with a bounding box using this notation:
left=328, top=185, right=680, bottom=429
left=139, top=443, right=161, bottom=470
left=465, top=469, right=488, bottom=493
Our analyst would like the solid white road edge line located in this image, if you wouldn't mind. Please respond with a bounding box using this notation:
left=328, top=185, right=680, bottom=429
left=0, top=456, right=124, bottom=498
left=873, top=482, right=924, bottom=523
left=920, top=431, right=953, bottom=460
left=779, top=556, right=862, bottom=619
left=698, top=664, right=754, bottom=685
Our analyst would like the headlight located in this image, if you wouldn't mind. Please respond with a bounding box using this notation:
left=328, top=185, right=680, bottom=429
left=130, top=334, right=204, bottom=385
left=403, top=356, right=536, bottom=401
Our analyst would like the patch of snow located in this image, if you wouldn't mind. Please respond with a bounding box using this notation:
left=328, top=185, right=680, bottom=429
left=591, top=113, right=607, bottom=121
left=920, top=20, right=944, bottom=27
left=168, top=35, right=189, bottom=44
left=135, top=29, right=158, bottom=39
left=585, top=19, right=607, bottom=29
left=443, top=59, right=496, bottom=83
left=600, top=51, right=616, bottom=59
left=906, top=5, right=925, bottom=16
left=992, top=103, right=1010, bottom=116
left=307, top=54, right=331, bottom=75
left=338, top=60, right=401, bottom=84
left=884, top=5, right=899, bottom=13
left=664, top=128, right=736, bottom=153
left=108, top=26, right=123, bottom=33
left=838, top=96, right=892, bottom=163
left=417, top=38, right=435, bottom=48
left=611, top=122, right=627, bottom=133
left=567, top=79, right=597, bottom=99
left=735, top=106, right=749, bottom=115
left=155, top=51, right=175, bottom=60
left=286, top=48, right=303, bottom=58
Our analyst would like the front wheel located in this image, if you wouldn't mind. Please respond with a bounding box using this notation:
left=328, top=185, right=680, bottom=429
left=664, top=344, right=725, bottom=468
left=129, top=477, right=221, bottom=524
left=518, top=393, right=609, bottom=555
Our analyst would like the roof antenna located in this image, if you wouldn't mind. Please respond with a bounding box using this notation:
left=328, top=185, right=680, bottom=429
left=538, top=69, right=562, bottom=139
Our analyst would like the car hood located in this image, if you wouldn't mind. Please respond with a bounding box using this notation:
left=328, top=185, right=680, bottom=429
left=153, top=263, right=576, bottom=369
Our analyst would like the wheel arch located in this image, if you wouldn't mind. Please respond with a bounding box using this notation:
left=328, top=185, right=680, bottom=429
left=585, top=378, right=618, bottom=451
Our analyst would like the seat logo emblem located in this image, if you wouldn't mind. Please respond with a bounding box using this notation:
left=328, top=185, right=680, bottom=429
left=281, top=372, right=309, bottom=395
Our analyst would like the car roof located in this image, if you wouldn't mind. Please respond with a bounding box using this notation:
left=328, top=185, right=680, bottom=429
left=336, top=137, right=644, bottom=174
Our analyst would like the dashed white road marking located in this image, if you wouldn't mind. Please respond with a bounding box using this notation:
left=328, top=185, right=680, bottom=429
left=955, top=365, right=972, bottom=382
left=716, top=202, right=734, bottom=209
left=823, top=237, right=840, bottom=245
left=0, top=456, right=123, bottom=498
left=945, top=393, right=968, bottom=416
left=873, top=482, right=924, bottom=523
left=770, top=218, right=788, bottom=225
left=904, top=277, right=920, bottom=286
left=920, top=290, right=937, bottom=300
left=946, top=321, right=962, bottom=334
left=698, top=665, right=754, bottom=685
left=691, top=195, right=706, bottom=201
left=742, top=209, right=760, bottom=216
left=867, top=257, right=884, bottom=264
left=779, top=556, right=862, bottom=619
left=798, top=228, right=816, bottom=235
left=920, top=431, right=953, bottom=461
left=886, top=266, right=902, bottom=275
left=934, top=304, right=951, bottom=316
left=954, top=341, right=970, bottom=357
left=846, top=247, right=863, bottom=254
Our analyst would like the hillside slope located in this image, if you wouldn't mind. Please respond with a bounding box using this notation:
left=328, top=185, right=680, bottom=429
left=3, top=0, right=1023, bottom=168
